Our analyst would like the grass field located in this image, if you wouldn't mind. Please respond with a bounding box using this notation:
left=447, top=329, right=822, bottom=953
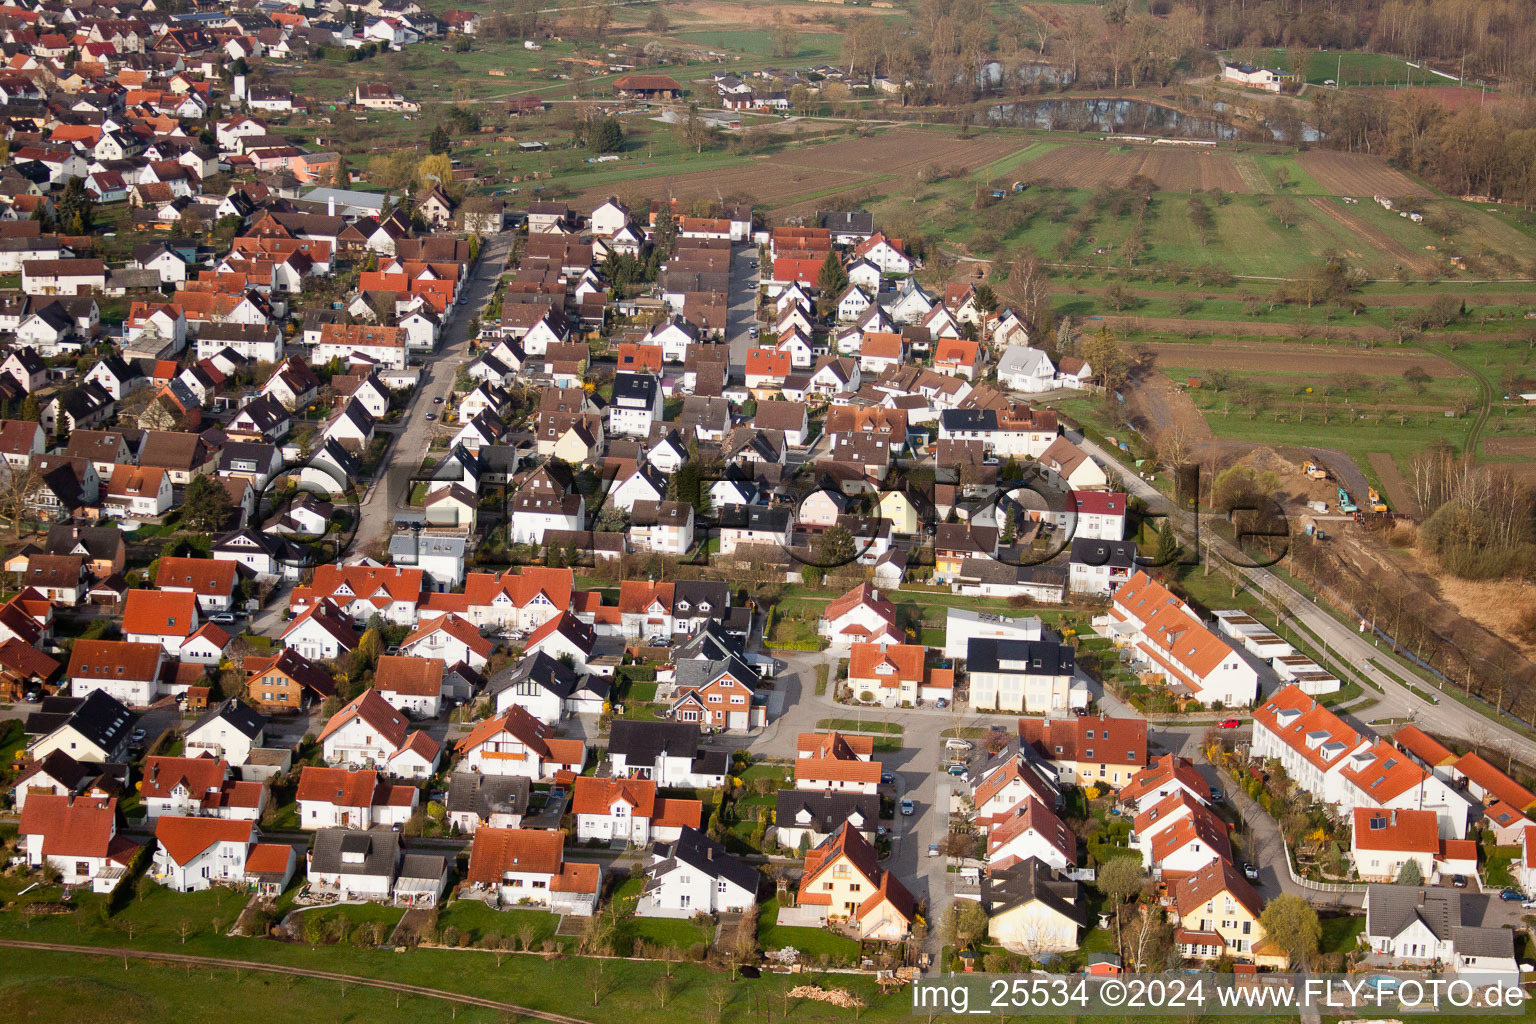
left=1226, top=49, right=1464, bottom=88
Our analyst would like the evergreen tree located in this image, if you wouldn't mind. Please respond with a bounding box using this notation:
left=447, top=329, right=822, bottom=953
left=55, top=178, right=94, bottom=235
left=428, top=123, right=451, bottom=155
left=651, top=208, right=677, bottom=257
left=816, top=250, right=847, bottom=297
left=1154, top=520, right=1179, bottom=566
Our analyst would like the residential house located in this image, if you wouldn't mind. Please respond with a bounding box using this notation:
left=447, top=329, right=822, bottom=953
left=295, top=765, right=418, bottom=830
left=638, top=828, right=758, bottom=916
left=794, top=823, right=913, bottom=940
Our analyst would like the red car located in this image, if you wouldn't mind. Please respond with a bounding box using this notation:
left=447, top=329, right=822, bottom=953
left=1219, top=718, right=1241, bottom=729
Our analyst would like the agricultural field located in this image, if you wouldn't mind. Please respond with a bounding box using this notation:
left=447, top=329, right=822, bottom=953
left=1013, top=144, right=1253, bottom=193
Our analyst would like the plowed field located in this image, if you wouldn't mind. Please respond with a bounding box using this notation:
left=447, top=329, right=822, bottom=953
left=1299, top=150, right=1420, bottom=197
left=1014, top=144, right=1251, bottom=192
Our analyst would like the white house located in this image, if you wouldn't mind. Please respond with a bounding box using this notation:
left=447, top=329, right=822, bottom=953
left=151, top=816, right=259, bottom=892
left=637, top=827, right=758, bottom=917
left=295, top=765, right=418, bottom=830
left=453, top=704, right=586, bottom=780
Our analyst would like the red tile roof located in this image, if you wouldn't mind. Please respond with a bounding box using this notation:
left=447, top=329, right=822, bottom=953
left=140, top=754, right=227, bottom=800
left=1455, top=752, right=1536, bottom=812
left=66, top=638, right=162, bottom=682
left=155, top=556, right=236, bottom=596
left=372, top=655, right=444, bottom=697
left=571, top=776, right=656, bottom=817
left=1352, top=807, right=1438, bottom=853
left=401, top=613, right=494, bottom=660
left=19, top=794, right=116, bottom=858
left=122, top=589, right=198, bottom=638
left=466, top=827, right=564, bottom=882
left=154, top=815, right=252, bottom=865
left=317, top=689, right=408, bottom=748
left=848, top=642, right=925, bottom=685
left=1391, top=724, right=1457, bottom=768
left=295, top=765, right=381, bottom=807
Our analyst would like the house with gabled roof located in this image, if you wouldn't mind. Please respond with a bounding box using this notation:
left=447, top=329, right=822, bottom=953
left=818, top=583, right=903, bottom=650
left=317, top=689, right=410, bottom=766
left=1171, top=859, right=1277, bottom=965
left=847, top=641, right=952, bottom=706
left=1351, top=807, right=1440, bottom=883
left=20, top=793, right=136, bottom=890
left=794, top=731, right=880, bottom=794
left=282, top=597, right=361, bottom=662
left=295, top=765, right=417, bottom=830
left=1118, top=754, right=1212, bottom=813
left=795, top=823, right=913, bottom=940
left=66, top=639, right=166, bottom=707
left=454, top=704, right=586, bottom=780
left=982, top=858, right=1086, bottom=956
left=290, top=564, right=424, bottom=627
left=1016, top=713, right=1146, bottom=790
left=640, top=827, right=758, bottom=917
left=139, top=754, right=264, bottom=822
left=1108, top=571, right=1257, bottom=709
left=986, top=797, right=1077, bottom=872
left=572, top=775, right=701, bottom=845
left=465, top=827, right=602, bottom=915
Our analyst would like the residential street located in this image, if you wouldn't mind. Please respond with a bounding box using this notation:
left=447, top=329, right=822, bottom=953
left=353, top=231, right=515, bottom=550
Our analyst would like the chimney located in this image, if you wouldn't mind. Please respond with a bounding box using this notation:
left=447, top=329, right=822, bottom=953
left=1390, top=809, right=1397, bottom=825
left=328, top=195, right=336, bottom=217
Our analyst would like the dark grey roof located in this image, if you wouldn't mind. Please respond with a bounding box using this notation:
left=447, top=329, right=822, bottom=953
left=397, top=852, right=449, bottom=884
left=982, top=857, right=1084, bottom=924
left=671, top=580, right=729, bottom=620
left=190, top=698, right=265, bottom=741
left=1069, top=538, right=1138, bottom=570
left=940, top=409, right=996, bottom=431
left=673, top=620, right=746, bottom=663
left=489, top=651, right=579, bottom=701
left=775, top=789, right=879, bottom=835
left=446, top=773, right=531, bottom=820
left=1365, top=885, right=1496, bottom=945
left=46, top=524, right=124, bottom=561
left=608, top=720, right=709, bottom=766
left=24, top=690, right=135, bottom=751
left=612, top=371, right=659, bottom=406
left=821, top=210, right=873, bottom=235
left=719, top=503, right=790, bottom=533
left=967, top=638, right=1075, bottom=677
left=309, top=827, right=398, bottom=878
left=647, top=826, right=759, bottom=895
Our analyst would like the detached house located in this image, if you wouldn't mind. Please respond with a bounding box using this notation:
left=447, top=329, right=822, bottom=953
left=295, top=765, right=418, bottom=830
left=572, top=775, right=701, bottom=845
left=19, top=794, right=135, bottom=891
left=465, top=827, right=602, bottom=916
left=453, top=704, right=587, bottom=780
left=794, top=823, right=913, bottom=941
left=639, top=828, right=758, bottom=917
left=794, top=731, right=881, bottom=794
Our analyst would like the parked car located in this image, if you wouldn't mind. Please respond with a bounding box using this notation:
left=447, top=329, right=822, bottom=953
left=432, top=396, right=443, bottom=404
left=130, top=729, right=146, bottom=743
left=928, top=843, right=940, bottom=858
left=935, top=697, right=949, bottom=709
left=1500, top=888, right=1524, bottom=901
left=899, top=799, right=915, bottom=816
left=880, top=771, right=894, bottom=785
left=1219, top=718, right=1241, bottom=729
left=1242, top=863, right=1259, bottom=881
left=425, top=412, right=436, bottom=420
left=946, top=764, right=967, bottom=779
left=1452, top=875, right=1468, bottom=888
left=209, top=612, right=236, bottom=624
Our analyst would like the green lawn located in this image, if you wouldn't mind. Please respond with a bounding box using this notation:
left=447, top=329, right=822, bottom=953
left=815, top=719, right=903, bottom=735
left=1484, top=844, right=1520, bottom=887
left=1319, top=914, right=1366, bottom=955
left=434, top=899, right=566, bottom=950
left=755, top=899, right=859, bottom=960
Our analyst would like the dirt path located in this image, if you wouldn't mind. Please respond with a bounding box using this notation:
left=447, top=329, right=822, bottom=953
left=1366, top=452, right=1419, bottom=516
left=1307, top=197, right=1439, bottom=275
left=0, top=938, right=593, bottom=1022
